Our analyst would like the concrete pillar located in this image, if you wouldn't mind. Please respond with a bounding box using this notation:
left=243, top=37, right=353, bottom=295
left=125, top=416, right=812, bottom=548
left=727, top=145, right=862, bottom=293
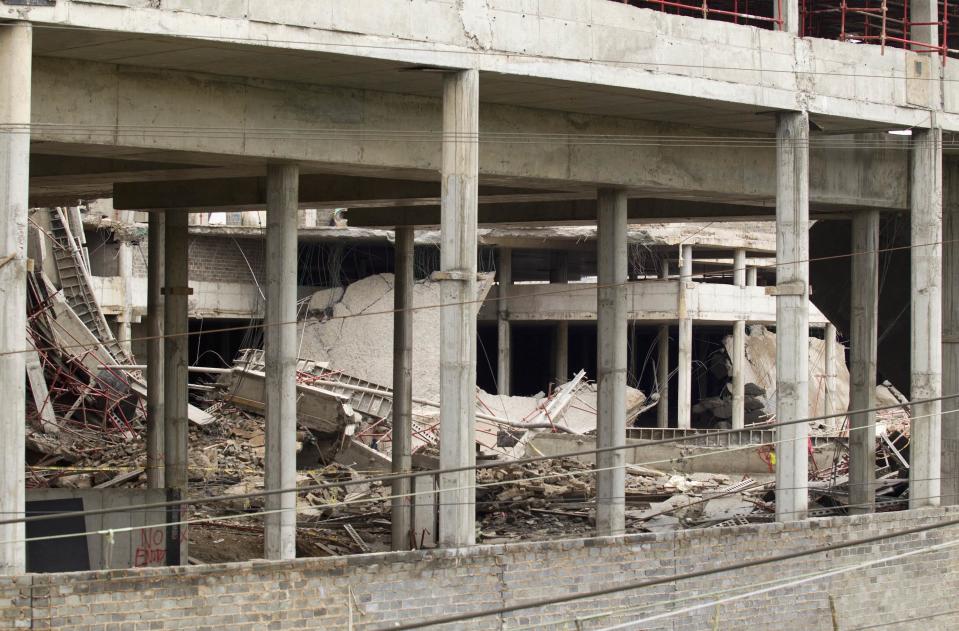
left=264, top=164, right=299, bottom=560
left=823, top=323, right=839, bottom=418
left=677, top=245, right=693, bottom=429
left=657, top=324, right=670, bottom=429
left=774, top=111, right=810, bottom=522
left=550, top=251, right=569, bottom=384
left=496, top=247, right=511, bottom=395
left=163, top=209, right=190, bottom=565
left=116, top=217, right=134, bottom=355
left=849, top=210, right=880, bottom=515
left=911, top=0, right=939, bottom=49
left=392, top=226, right=414, bottom=550
left=747, top=266, right=758, bottom=287
left=596, top=188, right=627, bottom=537
left=911, top=127, right=943, bottom=509
left=0, top=22, right=31, bottom=576
left=438, top=69, right=479, bottom=548
left=775, top=0, right=800, bottom=35
left=732, top=249, right=747, bottom=430
left=146, top=213, right=165, bottom=490
left=943, top=161, right=959, bottom=506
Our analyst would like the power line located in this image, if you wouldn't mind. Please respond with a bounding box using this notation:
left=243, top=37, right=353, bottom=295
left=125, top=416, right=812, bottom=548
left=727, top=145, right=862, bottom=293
left=592, top=534, right=959, bottom=631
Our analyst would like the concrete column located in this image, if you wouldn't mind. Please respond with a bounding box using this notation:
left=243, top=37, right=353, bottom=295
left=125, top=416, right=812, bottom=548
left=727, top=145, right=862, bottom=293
left=823, top=323, right=839, bottom=418
left=146, top=213, right=165, bottom=489
left=438, top=69, right=479, bottom=548
left=0, top=22, right=31, bottom=576
left=849, top=210, right=880, bottom=515
left=911, top=0, right=939, bottom=49
left=775, top=0, right=800, bottom=35
left=163, top=209, right=190, bottom=565
left=264, top=164, right=299, bottom=560
left=657, top=325, right=670, bottom=429
left=732, top=249, right=747, bottom=430
left=596, top=188, right=627, bottom=537
left=116, top=216, right=134, bottom=355
left=774, top=111, right=810, bottom=522
left=943, top=161, right=959, bottom=506
left=392, top=226, right=414, bottom=550
left=911, top=127, right=943, bottom=509
left=747, top=266, right=758, bottom=287
left=496, top=247, right=511, bottom=395
left=550, top=251, right=569, bottom=384
left=677, top=245, right=693, bottom=429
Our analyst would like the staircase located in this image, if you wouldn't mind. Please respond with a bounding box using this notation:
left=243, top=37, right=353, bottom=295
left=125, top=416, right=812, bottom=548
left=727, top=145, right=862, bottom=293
left=48, top=208, right=132, bottom=364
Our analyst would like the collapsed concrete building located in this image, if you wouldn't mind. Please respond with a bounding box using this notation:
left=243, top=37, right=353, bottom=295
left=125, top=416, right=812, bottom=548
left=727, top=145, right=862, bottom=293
left=2, top=0, right=959, bottom=628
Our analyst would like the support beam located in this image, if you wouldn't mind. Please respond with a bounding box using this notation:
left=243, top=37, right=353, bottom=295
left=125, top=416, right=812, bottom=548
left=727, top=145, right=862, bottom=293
left=657, top=325, right=670, bottom=429
left=747, top=266, right=758, bottom=287
left=163, top=209, right=189, bottom=565
left=0, top=21, right=31, bottom=576
left=264, top=164, right=299, bottom=560
left=849, top=210, right=880, bottom=515
left=774, top=111, right=810, bottom=522
left=551, top=251, right=569, bottom=384
left=732, top=249, right=747, bottom=430
left=657, top=264, right=670, bottom=429
left=677, top=245, right=693, bottom=429
left=497, top=248, right=512, bottom=396
left=146, top=213, right=165, bottom=490
left=596, top=188, right=627, bottom=537
left=392, top=226, right=414, bottom=550
left=824, top=323, right=839, bottom=418
left=438, top=69, right=479, bottom=548
left=911, top=127, right=943, bottom=509
left=116, top=214, right=134, bottom=355
left=944, top=161, right=959, bottom=506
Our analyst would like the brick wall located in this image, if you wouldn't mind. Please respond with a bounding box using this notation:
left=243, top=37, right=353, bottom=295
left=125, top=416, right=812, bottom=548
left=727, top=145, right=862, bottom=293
left=129, top=235, right=265, bottom=286
left=3, top=507, right=959, bottom=630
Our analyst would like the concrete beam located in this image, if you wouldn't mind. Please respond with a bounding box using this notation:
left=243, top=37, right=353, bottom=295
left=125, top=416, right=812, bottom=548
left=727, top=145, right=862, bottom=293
left=0, top=21, right=31, bottom=577
left=113, top=173, right=551, bottom=210
left=657, top=324, right=670, bottom=429
left=849, top=211, right=879, bottom=515
left=437, top=69, right=478, bottom=549
left=264, top=164, right=299, bottom=560
left=596, top=188, right=627, bottom=537
left=163, top=209, right=189, bottom=565
left=911, top=127, right=943, bottom=509
left=476, top=280, right=831, bottom=326
left=31, top=58, right=909, bottom=212
left=347, top=197, right=854, bottom=228
left=550, top=252, right=569, bottom=384
left=392, top=226, right=414, bottom=550
left=775, top=111, right=810, bottom=522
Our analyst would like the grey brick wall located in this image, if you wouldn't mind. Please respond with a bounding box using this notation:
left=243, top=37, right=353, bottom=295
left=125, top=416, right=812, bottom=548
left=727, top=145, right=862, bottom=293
left=129, top=235, right=265, bottom=286
left=3, top=507, right=959, bottom=630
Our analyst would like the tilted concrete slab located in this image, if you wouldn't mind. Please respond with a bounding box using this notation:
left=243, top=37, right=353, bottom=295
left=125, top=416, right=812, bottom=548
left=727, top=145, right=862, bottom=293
left=478, top=280, right=830, bottom=326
